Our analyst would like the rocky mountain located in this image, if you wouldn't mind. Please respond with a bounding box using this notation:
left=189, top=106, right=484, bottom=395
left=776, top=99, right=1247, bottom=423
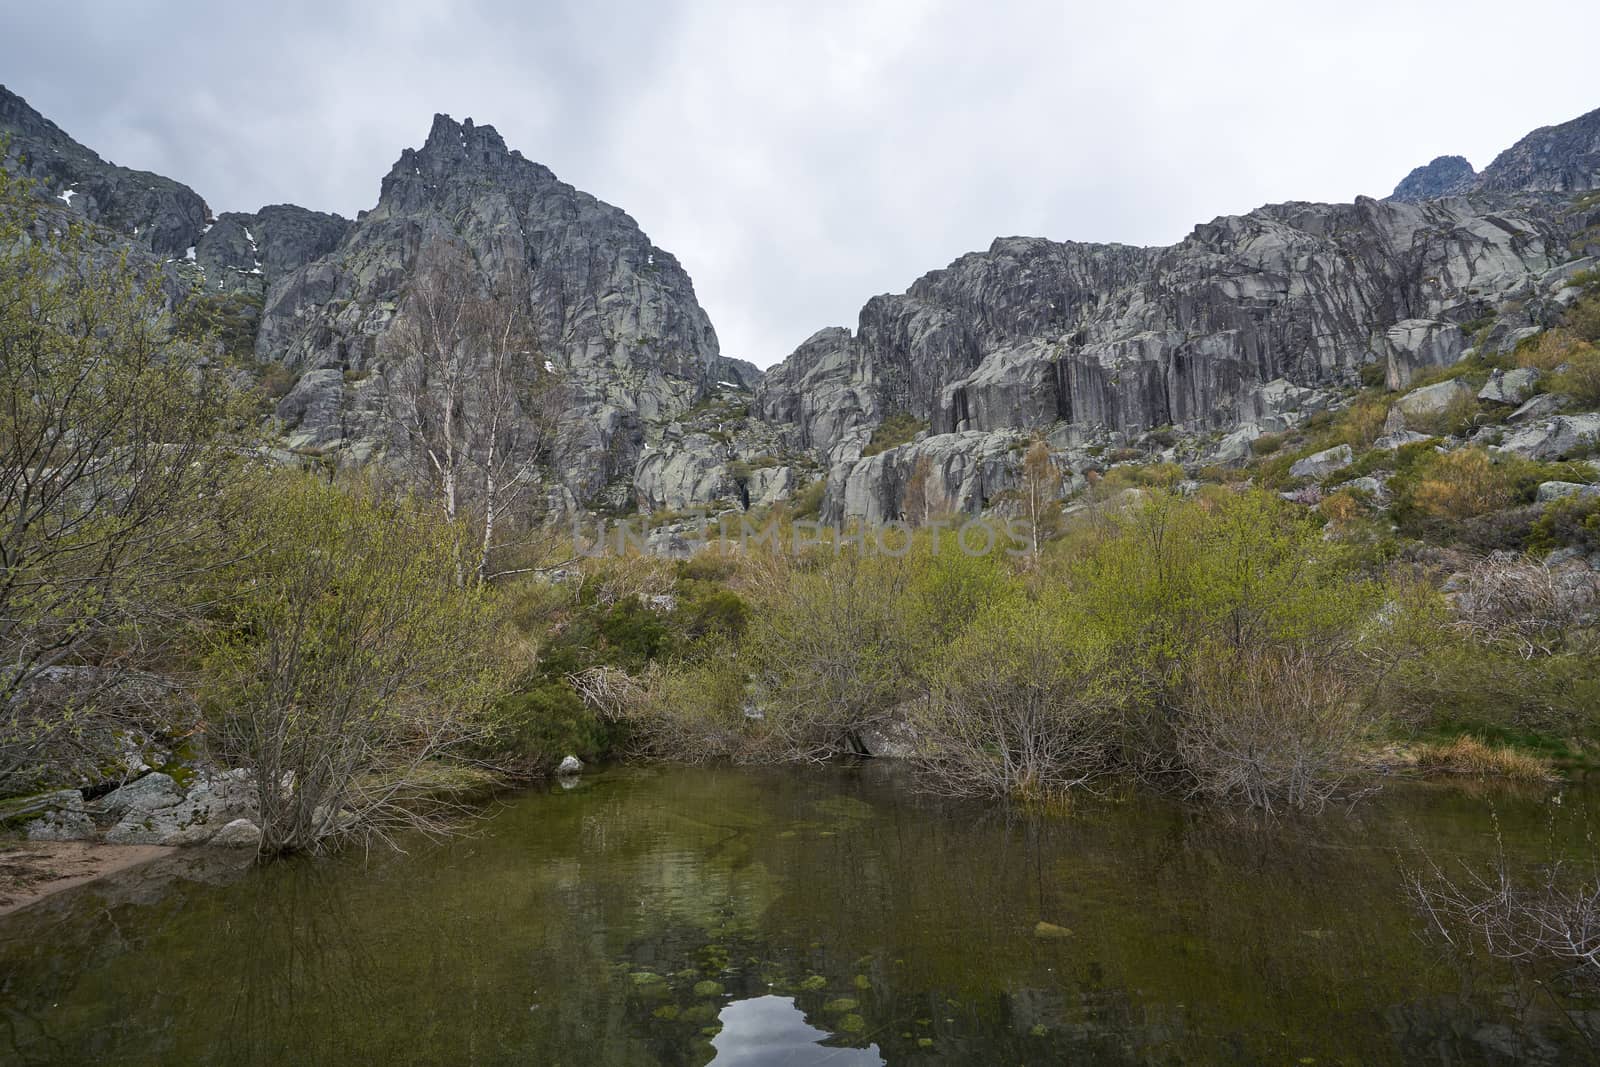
left=258, top=113, right=723, bottom=498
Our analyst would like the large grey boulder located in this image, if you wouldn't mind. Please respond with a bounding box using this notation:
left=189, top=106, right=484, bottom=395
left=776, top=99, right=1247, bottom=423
left=1371, top=430, right=1433, bottom=451
left=1384, top=322, right=1467, bottom=389
left=1210, top=426, right=1262, bottom=464
left=1478, top=367, right=1541, bottom=406
left=99, top=772, right=183, bottom=816
left=1394, top=378, right=1474, bottom=421
left=1289, top=444, right=1354, bottom=481
left=208, top=818, right=263, bottom=850
left=828, top=430, right=1027, bottom=525
left=1497, top=415, right=1600, bottom=460
left=1507, top=392, right=1567, bottom=423
left=19, top=789, right=94, bottom=842
left=634, top=433, right=730, bottom=512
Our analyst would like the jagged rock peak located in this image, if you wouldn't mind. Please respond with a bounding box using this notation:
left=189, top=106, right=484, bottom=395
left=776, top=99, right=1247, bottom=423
left=380, top=113, right=553, bottom=200
left=1389, top=155, right=1476, bottom=202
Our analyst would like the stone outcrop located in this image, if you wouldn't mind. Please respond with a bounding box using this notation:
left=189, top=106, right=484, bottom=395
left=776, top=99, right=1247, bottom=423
left=1389, top=156, right=1477, bottom=202
left=195, top=204, right=350, bottom=295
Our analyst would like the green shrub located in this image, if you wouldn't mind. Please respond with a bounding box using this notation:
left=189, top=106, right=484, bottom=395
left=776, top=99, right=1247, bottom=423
left=1529, top=493, right=1600, bottom=555
left=1548, top=344, right=1600, bottom=406
left=479, top=682, right=612, bottom=773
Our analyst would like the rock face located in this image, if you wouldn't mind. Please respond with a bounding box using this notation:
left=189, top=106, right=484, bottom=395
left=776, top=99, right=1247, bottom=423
left=195, top=204, right=350, bottom=296
left=759, top=193, right=1584, bottom=521
left=256, top=113, right=722, bottom=496
left=0, top=84, right=209, bottom=257
left=1389, top=156, right=1477, bottom=202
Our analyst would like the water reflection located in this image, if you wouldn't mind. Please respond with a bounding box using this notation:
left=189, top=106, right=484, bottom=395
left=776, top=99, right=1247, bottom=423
left=0, top=765, right=1594, bottom=1065
left=711, top=996, right=883, bottom=1065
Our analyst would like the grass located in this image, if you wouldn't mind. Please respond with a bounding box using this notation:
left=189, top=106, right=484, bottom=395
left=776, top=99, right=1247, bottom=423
left=1412, top=736, right=1551, bottom=781
left=862, top=413, right=928, bottom=457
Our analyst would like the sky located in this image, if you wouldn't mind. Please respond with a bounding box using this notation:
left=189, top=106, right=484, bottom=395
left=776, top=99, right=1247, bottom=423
left=3, top=0, right=1598, bottom=368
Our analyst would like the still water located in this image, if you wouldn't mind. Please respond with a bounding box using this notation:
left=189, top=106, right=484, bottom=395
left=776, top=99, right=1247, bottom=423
left=1, top=764, right=1596, bottom=1065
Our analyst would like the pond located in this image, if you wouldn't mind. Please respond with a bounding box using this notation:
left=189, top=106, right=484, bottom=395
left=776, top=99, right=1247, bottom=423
left=1, top=764, right=1596, bottom=1065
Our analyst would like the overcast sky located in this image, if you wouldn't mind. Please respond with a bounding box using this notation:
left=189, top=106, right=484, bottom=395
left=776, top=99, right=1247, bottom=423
left=4, top=0, right=1598, bottom=367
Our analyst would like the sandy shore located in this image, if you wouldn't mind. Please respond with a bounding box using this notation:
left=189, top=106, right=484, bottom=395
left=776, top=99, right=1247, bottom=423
left=0, top=840, right=173, bottom=917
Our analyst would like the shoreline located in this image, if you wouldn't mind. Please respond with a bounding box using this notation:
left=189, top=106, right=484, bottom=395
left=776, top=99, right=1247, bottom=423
left=0, top=841, right=174, bottom=917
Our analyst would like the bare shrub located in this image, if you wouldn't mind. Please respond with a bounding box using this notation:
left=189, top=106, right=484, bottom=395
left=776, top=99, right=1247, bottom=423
left=1176, top=644, right=1372, bottom=812
left=1408, top=852, right=1600, bottom=984
left=1449, top=555, right=1599, bottom=659
left=204, top=473, right=506, bottom=855
left=914, top=594, right=1120, bottom=800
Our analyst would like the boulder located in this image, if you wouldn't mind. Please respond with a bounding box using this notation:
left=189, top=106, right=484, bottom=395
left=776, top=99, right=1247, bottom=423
left=1289, top=444, right=1353, bottom=481
left=208, top=818, right=263, bottom=850
left=1371, top=430, right=1433, bottom=451
left=857, top=719, right=919, bottom=759
left=1394, top=378, right=1474, bottom=422
left=1478, top=367, right=1541, bottom=405
left=1211, top=426, right=1261, bottom=465
left=1507, top=393, right=1566, bottom=423
left=1496, top=415, right=1600, bottom=460
left=1536, top=481, right=1600, bottom=503
left=1385, top=321, right=1467, bottom=389
left=99, top=772, right=183, bottom=816
left=557, top=755, right=583, bottom=776
left=26, top=810, right=96, bottom=841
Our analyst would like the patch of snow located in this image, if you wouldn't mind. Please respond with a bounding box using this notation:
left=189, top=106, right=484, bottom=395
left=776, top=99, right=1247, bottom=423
left=718, top=380, right=739, bottom=388
left=243, top=227, right=257, bottom=252
left=184, top=246, right=196, bottom=261
left=646, top=252, right=655, bottom=267
left=57, top=187, right=76, bottom=205
left=543, top=360, right=555, bottom=373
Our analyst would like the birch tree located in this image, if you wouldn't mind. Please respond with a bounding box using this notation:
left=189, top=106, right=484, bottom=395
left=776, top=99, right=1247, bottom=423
left=383, top=246, right=571, bottom=588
